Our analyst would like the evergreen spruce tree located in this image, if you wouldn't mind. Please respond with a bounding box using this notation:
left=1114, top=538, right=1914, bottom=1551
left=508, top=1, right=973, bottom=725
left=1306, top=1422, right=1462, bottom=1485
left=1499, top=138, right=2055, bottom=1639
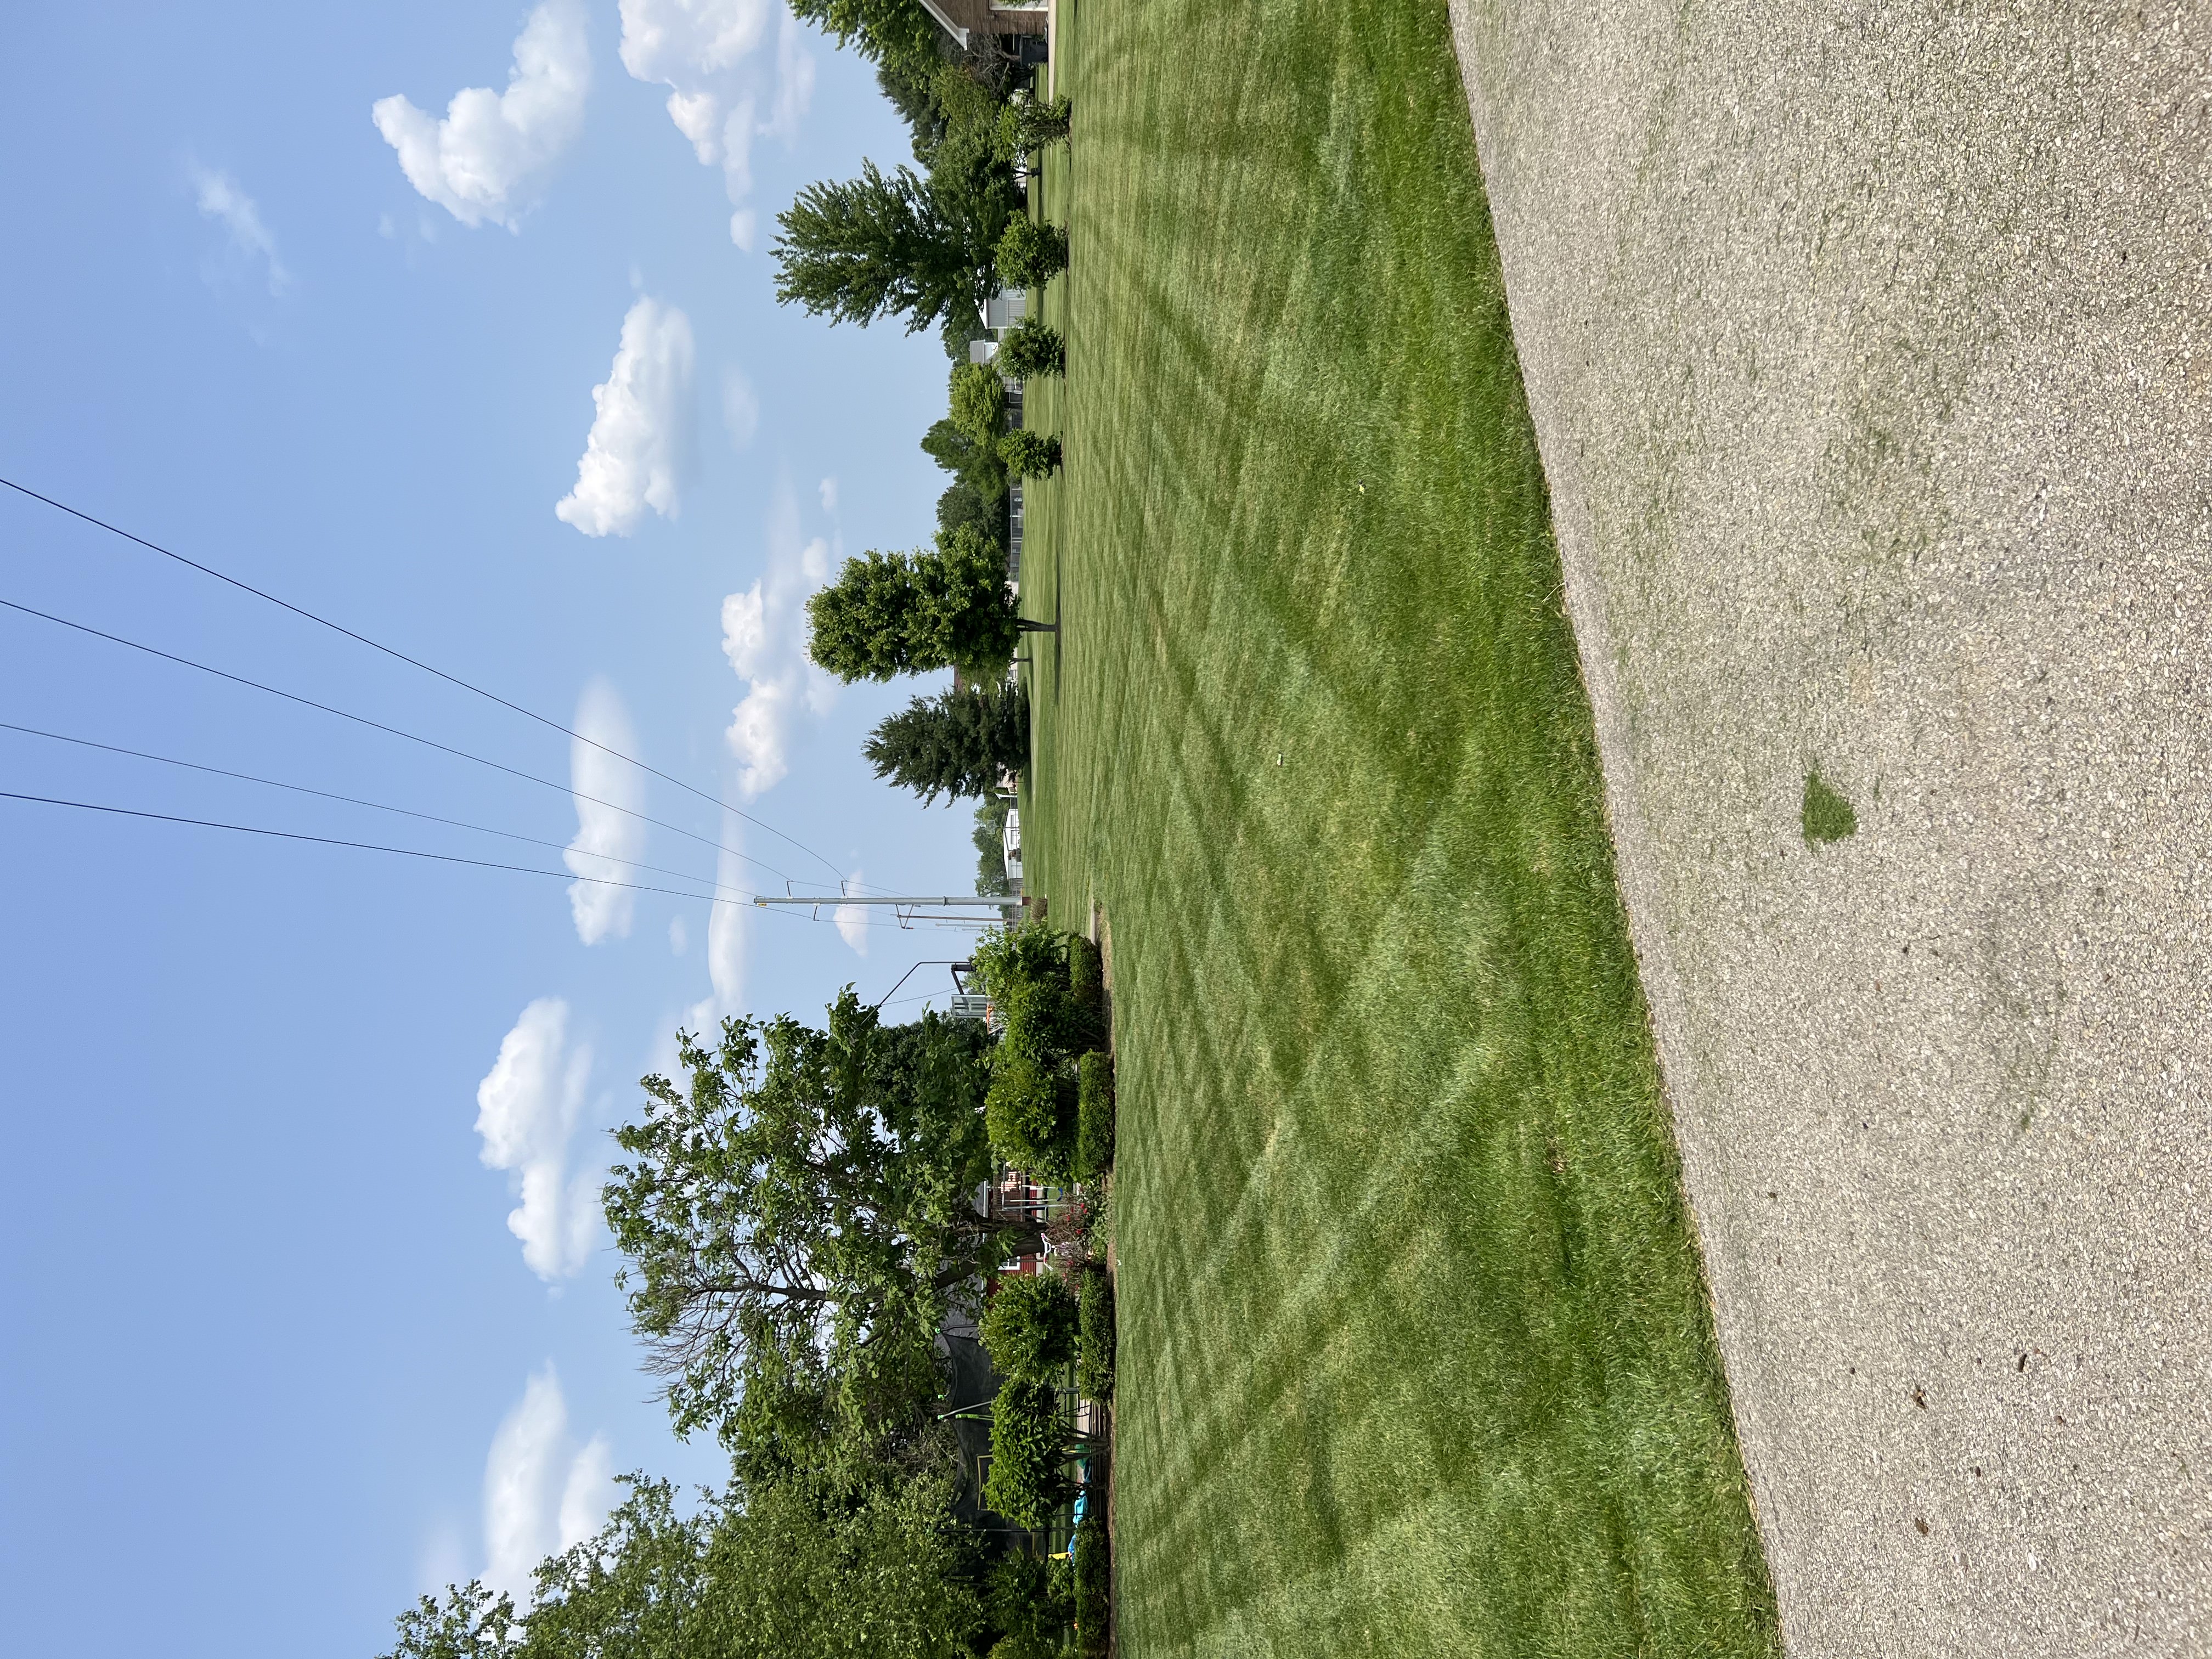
left=865, top=682, right=1029, bottom=804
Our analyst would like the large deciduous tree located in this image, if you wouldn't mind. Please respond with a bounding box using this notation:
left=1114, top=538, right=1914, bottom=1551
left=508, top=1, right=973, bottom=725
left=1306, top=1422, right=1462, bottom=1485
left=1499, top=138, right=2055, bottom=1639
left=806, top=524, right=1026, bottom=684
left=603, top=994, right=1030, bottom=1448
left=381, top=1472, right=991, bottom=1659
left=865, top=682, right=1028, bottom=805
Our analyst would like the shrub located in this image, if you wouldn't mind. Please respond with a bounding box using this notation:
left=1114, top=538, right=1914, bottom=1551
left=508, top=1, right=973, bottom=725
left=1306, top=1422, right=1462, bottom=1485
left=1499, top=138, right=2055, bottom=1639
left=1072, top=1513, right=1110, bottom=1656
left=1074, top=1051, right=1114, bottom=1182
left=985, top=1552, right=1073, bottom=1659
left=996, top=212, right=1069, bottom=288
left=998, top=430, right=1062, bottom=479
left=949, top=360, right=1008, bottom=449
left=994, top=91, right=1073, bottom=159
left=1066, top=934, right=1102, bottom=1011
left=984, top=1376, right=1070, bottom=1527
left=1076, top=1266, right=1115, bottom=1401
left=981, top=1269, right=1079, bottom=1378
left=986, top=1048, right=1072, bottom=1182
left=999, top=318, right=1065, bottom=380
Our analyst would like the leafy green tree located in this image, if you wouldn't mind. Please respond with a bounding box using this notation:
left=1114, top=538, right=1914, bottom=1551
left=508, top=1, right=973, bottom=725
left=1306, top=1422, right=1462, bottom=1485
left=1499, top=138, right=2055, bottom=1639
left=807, top=526, right=1023, bottom=684
left=381, top=1473, right=988, bottom=1659
left=998, top=318, right=1065, bottom=379
left=937, top=474, right=1005, bottom=549
left=980, top=1270, right=1079, bottom=1378
left=704, top=1474, right=986, bottom=1659
left=603, top=995, right=1026, bottom=1446
left=774, top=161, right=1007, bottom=337
left=998, top=430, right=1062, bottom=478
left=984, top=1376, right=1089, bottom=1527
left=922, top=415, right=1008, bottom=506
left=984, top=1553, right=1075, bottom=1659
left=865, top=682, right=1028, bottom=805
left=949, top=360, right=1008, bottom=448
left=993, top=92, right=1073, bottom=159
left=788, top=0, right=941, bottom=75
left=380, top=1583, right=518, bottom=1659
left=995, top=212, right=1068, bottom=288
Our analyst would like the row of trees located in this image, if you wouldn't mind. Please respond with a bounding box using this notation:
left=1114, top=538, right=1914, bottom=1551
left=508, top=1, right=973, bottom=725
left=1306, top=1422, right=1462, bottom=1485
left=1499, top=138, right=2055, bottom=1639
left=380, top=12, right=1092, bottom=1650
left=386, top=989, right=1099, bottom=1657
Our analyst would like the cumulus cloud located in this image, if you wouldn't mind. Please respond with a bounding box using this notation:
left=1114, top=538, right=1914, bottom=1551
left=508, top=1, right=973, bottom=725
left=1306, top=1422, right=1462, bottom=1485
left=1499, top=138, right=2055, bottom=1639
left=483, top=1365, right=614, bottom=1603
left=670, top=833, right=752, bottom=1043
left=762, top=9, right=816, bottom=143
left=619, top=0, right=808, bottom=247
left=556, top=297, right=696, bottom=537
left=190, top=167, right=290, bottom=295
left=562, top=679, right=645, bottom=942
left=718, top=485, right=835, bottom=798
left=371, top=0, right=591, bottom=230
left=475, top=1000, right=600, bottom=1280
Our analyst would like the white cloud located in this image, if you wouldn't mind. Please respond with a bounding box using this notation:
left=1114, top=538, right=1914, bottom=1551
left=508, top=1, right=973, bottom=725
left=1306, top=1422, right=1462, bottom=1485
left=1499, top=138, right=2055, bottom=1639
left=556, top=297, right=696, bottom=537
left=191, top=167, right=290, bottom=295
left=674, top=833, right=751, bottom=1039
left=483, top=1366, right=613, bottom=1603
left=372, top=0, right=591, bottom=230
left=475, top=1000, right=600, bottom=1280
left=722, top=366, right=760, bottom=450
left=619, top=0, right=772, bottom=83
left=762, top=8, right=816, bottom=143
left=668, top=915, right=688, bottom=955
left=720, top=487, right=834, bottom=797
left=817, top=476, right=838, bottom=515
left=619, top=0, right=806, bottom=248
left=833, top=872, right=870, bottom=957
left=562, top=679, right=645, bottom=943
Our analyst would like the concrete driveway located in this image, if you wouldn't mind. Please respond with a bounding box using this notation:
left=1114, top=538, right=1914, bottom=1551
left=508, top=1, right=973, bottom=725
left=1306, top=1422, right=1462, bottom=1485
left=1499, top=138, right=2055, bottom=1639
left=1446, top=2, right=2212, bottom=1651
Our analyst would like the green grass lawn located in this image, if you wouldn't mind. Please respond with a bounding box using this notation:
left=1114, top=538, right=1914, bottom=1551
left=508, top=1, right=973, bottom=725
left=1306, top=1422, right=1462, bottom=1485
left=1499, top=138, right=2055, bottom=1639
left=1014, top=2, right=1780, bottom=1654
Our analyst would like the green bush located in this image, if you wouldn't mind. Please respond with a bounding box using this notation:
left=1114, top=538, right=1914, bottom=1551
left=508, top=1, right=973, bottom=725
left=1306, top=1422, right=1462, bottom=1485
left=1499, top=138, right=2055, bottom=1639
left=1066, top=934, right=1101, bottom=1012
left=994, top=91, right=1073, bottom=159
left=985, top=1552, right=1074, bottom=1659
left=984, top=1376, right=1070, bottom=1527
left=981, top=1270, right=1079, bottom=1379
left=1076, top=1266, right=1115, bottom=1401
left=950, top=360, right=1009, bottom=449
left=985, top=1047, right=1070, bottom=1182
left=996, top=212, right=1069, bottom=288
left=1074, top=1051, right=1114, bottom=1182
left=998, top=430, right=1062, bottom=479
left=1072, top=1513, right=1110, bottom=1656
left=999, top=318, right=1065, bottom=379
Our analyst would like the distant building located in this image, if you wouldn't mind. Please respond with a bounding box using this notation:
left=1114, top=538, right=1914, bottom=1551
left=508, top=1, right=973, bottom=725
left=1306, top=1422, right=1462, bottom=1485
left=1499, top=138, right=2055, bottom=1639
left=916, top=0, right=1049, bottom=60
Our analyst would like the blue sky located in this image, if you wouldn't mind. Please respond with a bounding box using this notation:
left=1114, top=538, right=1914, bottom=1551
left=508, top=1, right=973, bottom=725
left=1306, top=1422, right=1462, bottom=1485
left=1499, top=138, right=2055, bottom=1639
left=0, top=3, right=982, bottom=1652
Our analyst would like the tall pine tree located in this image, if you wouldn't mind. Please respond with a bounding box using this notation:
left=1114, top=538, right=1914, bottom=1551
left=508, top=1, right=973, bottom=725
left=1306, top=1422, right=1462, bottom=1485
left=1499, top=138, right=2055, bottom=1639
left=865, top=682, right=1029, bottom=804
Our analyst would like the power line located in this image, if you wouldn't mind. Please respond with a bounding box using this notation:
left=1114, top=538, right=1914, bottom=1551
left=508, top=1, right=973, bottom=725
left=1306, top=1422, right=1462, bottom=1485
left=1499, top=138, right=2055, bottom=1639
left=0, top=473, right=849, bottom=884
left=0, top=788, right=767, bottom=906
left=0, top=593, right=817, bottom=886
left=0, top=718, right=747, bottom=894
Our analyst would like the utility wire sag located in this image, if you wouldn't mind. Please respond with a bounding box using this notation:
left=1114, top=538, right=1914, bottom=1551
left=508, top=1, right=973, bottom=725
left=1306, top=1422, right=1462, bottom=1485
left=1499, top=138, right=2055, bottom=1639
left=0, top=473, right=848, bottom=883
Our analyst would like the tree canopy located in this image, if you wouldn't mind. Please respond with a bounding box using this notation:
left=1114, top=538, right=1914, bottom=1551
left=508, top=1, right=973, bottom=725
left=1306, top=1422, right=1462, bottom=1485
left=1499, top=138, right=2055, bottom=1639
left=865, top=681, right=1028, bottom=804
left=602, top=995, right=1017, bottom=1447
left=379, top=1472, right=988, bottom=1659
left=806, top=526, right=1018, bottom=684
